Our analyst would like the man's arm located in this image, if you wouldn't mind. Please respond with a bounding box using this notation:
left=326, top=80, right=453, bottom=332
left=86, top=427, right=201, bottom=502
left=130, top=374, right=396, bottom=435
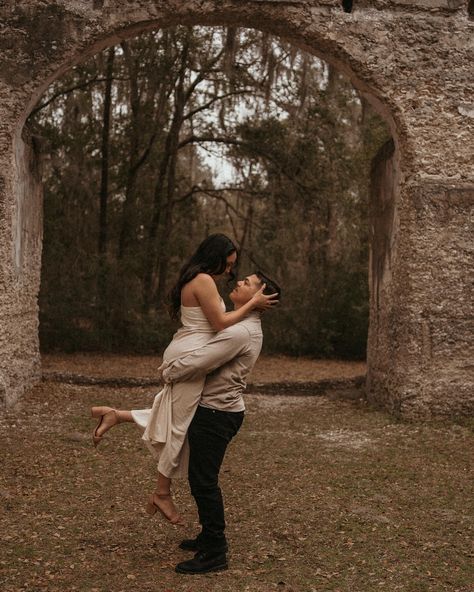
left=162, top=325, right=250, bottom=384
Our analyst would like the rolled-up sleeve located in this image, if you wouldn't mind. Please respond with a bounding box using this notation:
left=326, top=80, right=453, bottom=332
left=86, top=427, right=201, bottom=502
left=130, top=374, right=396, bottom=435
left=162, top=325, right=250, bottom=383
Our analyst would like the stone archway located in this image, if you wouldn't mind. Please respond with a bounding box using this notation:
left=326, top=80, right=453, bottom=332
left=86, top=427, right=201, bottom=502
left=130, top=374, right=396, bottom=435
left=0, top=1, right=472, bottom=418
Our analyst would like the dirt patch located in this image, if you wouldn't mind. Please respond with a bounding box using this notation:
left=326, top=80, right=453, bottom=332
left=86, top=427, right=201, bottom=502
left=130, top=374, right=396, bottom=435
left=1, top=372, right=473, bottom=592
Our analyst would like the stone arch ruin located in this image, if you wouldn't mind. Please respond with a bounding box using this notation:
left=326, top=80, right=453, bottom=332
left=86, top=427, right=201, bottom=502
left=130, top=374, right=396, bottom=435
left=0, top=1, right=472, bottom=418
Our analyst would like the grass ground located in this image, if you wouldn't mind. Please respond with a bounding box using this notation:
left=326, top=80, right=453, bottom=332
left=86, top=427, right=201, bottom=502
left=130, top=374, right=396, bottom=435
left=41, top=353, right=367, bottom=383
left=1, top=357, right=473, bottom=592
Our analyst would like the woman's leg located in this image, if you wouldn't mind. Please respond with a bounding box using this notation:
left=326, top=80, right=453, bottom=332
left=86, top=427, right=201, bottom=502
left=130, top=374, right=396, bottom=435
left=146, top=471, right=183, bottom=524
left=156, top=471, right=172, bottom=495
left=91, top=407, right=134, bottom=440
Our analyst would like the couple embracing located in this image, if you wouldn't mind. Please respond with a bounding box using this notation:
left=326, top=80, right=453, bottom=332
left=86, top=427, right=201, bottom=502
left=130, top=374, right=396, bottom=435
left=90, top=234, right=281, bottom=574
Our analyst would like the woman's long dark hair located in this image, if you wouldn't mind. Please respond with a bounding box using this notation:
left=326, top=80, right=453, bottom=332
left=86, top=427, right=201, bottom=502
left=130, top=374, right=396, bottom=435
left=168, top=234, right=238, bottom=320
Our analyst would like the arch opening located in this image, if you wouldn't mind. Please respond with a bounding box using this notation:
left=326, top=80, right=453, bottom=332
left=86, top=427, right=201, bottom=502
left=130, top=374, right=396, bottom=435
left=24, top=28, right=392, bottom=366
left=6, top=6, right=408, bottom=414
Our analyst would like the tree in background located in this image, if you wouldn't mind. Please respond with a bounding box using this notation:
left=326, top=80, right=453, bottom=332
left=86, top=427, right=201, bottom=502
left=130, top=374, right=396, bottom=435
left=29, top=26, right=390, bottom=358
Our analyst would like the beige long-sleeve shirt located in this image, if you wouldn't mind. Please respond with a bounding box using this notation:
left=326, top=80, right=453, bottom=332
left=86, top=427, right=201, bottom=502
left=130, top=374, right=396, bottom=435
left=161, top=312, right=263, bottom=412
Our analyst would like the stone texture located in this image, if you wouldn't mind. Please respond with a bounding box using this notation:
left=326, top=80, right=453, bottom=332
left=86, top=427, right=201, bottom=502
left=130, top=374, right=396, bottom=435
left=367, top=139, right=400, bottom=414
left=0, top=0, right=472, bottom=417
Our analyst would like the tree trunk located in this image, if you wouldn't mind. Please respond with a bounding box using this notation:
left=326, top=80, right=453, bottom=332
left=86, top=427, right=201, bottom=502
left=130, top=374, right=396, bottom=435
left=117, top=41, right=141, bottom=261
left=143, top=35, right=190, bottom=312
left=97, top=46, right=115, bottom=327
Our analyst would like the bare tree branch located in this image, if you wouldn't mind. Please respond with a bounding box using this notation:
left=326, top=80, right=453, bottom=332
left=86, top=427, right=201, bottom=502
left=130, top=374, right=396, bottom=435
left=177, top=135, right=315, bottom=194
left=183, top=89, right=258, bottom=121
left=184, top=48, right=226, bottom=102
left=178, top=135, right=243, bottom=150
left=30, top=76, right=129, bottom=116
left=193, top=187, right=265, bottom=231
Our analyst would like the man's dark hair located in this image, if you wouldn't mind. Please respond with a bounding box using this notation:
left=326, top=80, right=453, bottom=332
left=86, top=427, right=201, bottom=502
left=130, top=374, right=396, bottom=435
left=255, top=271, right=281, bottom=300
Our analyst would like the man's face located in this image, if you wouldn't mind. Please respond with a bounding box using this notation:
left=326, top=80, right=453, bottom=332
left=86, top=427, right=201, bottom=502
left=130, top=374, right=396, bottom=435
left=230, top=274, right=262, bottom=306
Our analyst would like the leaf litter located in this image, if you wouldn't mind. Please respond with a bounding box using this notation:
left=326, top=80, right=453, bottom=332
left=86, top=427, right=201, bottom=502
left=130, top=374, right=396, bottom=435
left=1, top=356, right=473, bottom=592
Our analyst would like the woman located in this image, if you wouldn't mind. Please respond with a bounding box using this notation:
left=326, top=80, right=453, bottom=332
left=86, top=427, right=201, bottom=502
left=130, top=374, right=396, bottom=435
left=91, top=234, right=276, bottom=524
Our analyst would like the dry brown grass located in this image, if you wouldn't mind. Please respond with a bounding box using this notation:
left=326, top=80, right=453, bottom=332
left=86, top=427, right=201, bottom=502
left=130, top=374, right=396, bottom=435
left=41, top=353, right=366, bottom=383
left=1, top=362, right=473, bottom=592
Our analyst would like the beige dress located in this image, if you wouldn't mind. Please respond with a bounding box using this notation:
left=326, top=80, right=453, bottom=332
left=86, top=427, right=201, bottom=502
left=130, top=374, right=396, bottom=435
left=131, top=304, right=220, bottom=478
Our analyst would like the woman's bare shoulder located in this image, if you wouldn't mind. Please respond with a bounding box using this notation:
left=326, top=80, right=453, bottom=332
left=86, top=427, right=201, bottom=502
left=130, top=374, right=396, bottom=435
left=189, top=273, right=216, bottom=288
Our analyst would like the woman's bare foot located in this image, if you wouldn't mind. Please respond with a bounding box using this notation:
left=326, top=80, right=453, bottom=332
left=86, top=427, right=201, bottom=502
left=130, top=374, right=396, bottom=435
left=91, top=406, right=119, bottom=446
left=146, top=492, right=183, bottom=525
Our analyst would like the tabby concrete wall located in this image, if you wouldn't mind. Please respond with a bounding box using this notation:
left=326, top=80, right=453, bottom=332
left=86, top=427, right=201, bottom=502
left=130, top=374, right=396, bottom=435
left=0, top=1, right=472, bottom=417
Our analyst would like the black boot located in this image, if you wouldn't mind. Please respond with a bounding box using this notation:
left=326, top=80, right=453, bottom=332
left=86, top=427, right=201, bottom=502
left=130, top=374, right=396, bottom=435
left=175, top=551, right=228, bottom=574
left=178, top=538, right=199, bottom=551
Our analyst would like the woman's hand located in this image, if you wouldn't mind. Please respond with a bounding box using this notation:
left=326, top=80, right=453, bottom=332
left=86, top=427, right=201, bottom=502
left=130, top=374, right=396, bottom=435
left=157, top=362, right=171, bottom=385
left=251, top=284, right=279, bottom=311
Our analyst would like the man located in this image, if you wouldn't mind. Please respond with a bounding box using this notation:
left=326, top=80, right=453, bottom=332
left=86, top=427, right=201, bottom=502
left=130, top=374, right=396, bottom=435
left=160, top=271, right=281, bottom=575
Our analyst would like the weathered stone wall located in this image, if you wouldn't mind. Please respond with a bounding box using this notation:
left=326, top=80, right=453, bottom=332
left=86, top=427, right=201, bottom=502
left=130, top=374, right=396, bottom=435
left=0, top=0, right=472, bottom=417
left=367, top=139, right=400, bottom=413
left=0, top=127, right=43, bottom=407
left=398, top=182, right=474, bottom=416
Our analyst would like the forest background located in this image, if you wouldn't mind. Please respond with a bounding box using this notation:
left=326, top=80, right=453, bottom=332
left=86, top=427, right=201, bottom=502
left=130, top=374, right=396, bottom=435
left=30, top=26, right=390, bottom=360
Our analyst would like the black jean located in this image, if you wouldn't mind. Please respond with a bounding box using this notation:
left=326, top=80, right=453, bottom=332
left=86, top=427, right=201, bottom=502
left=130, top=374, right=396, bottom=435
left=187, top=405, right=244, bottom=554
